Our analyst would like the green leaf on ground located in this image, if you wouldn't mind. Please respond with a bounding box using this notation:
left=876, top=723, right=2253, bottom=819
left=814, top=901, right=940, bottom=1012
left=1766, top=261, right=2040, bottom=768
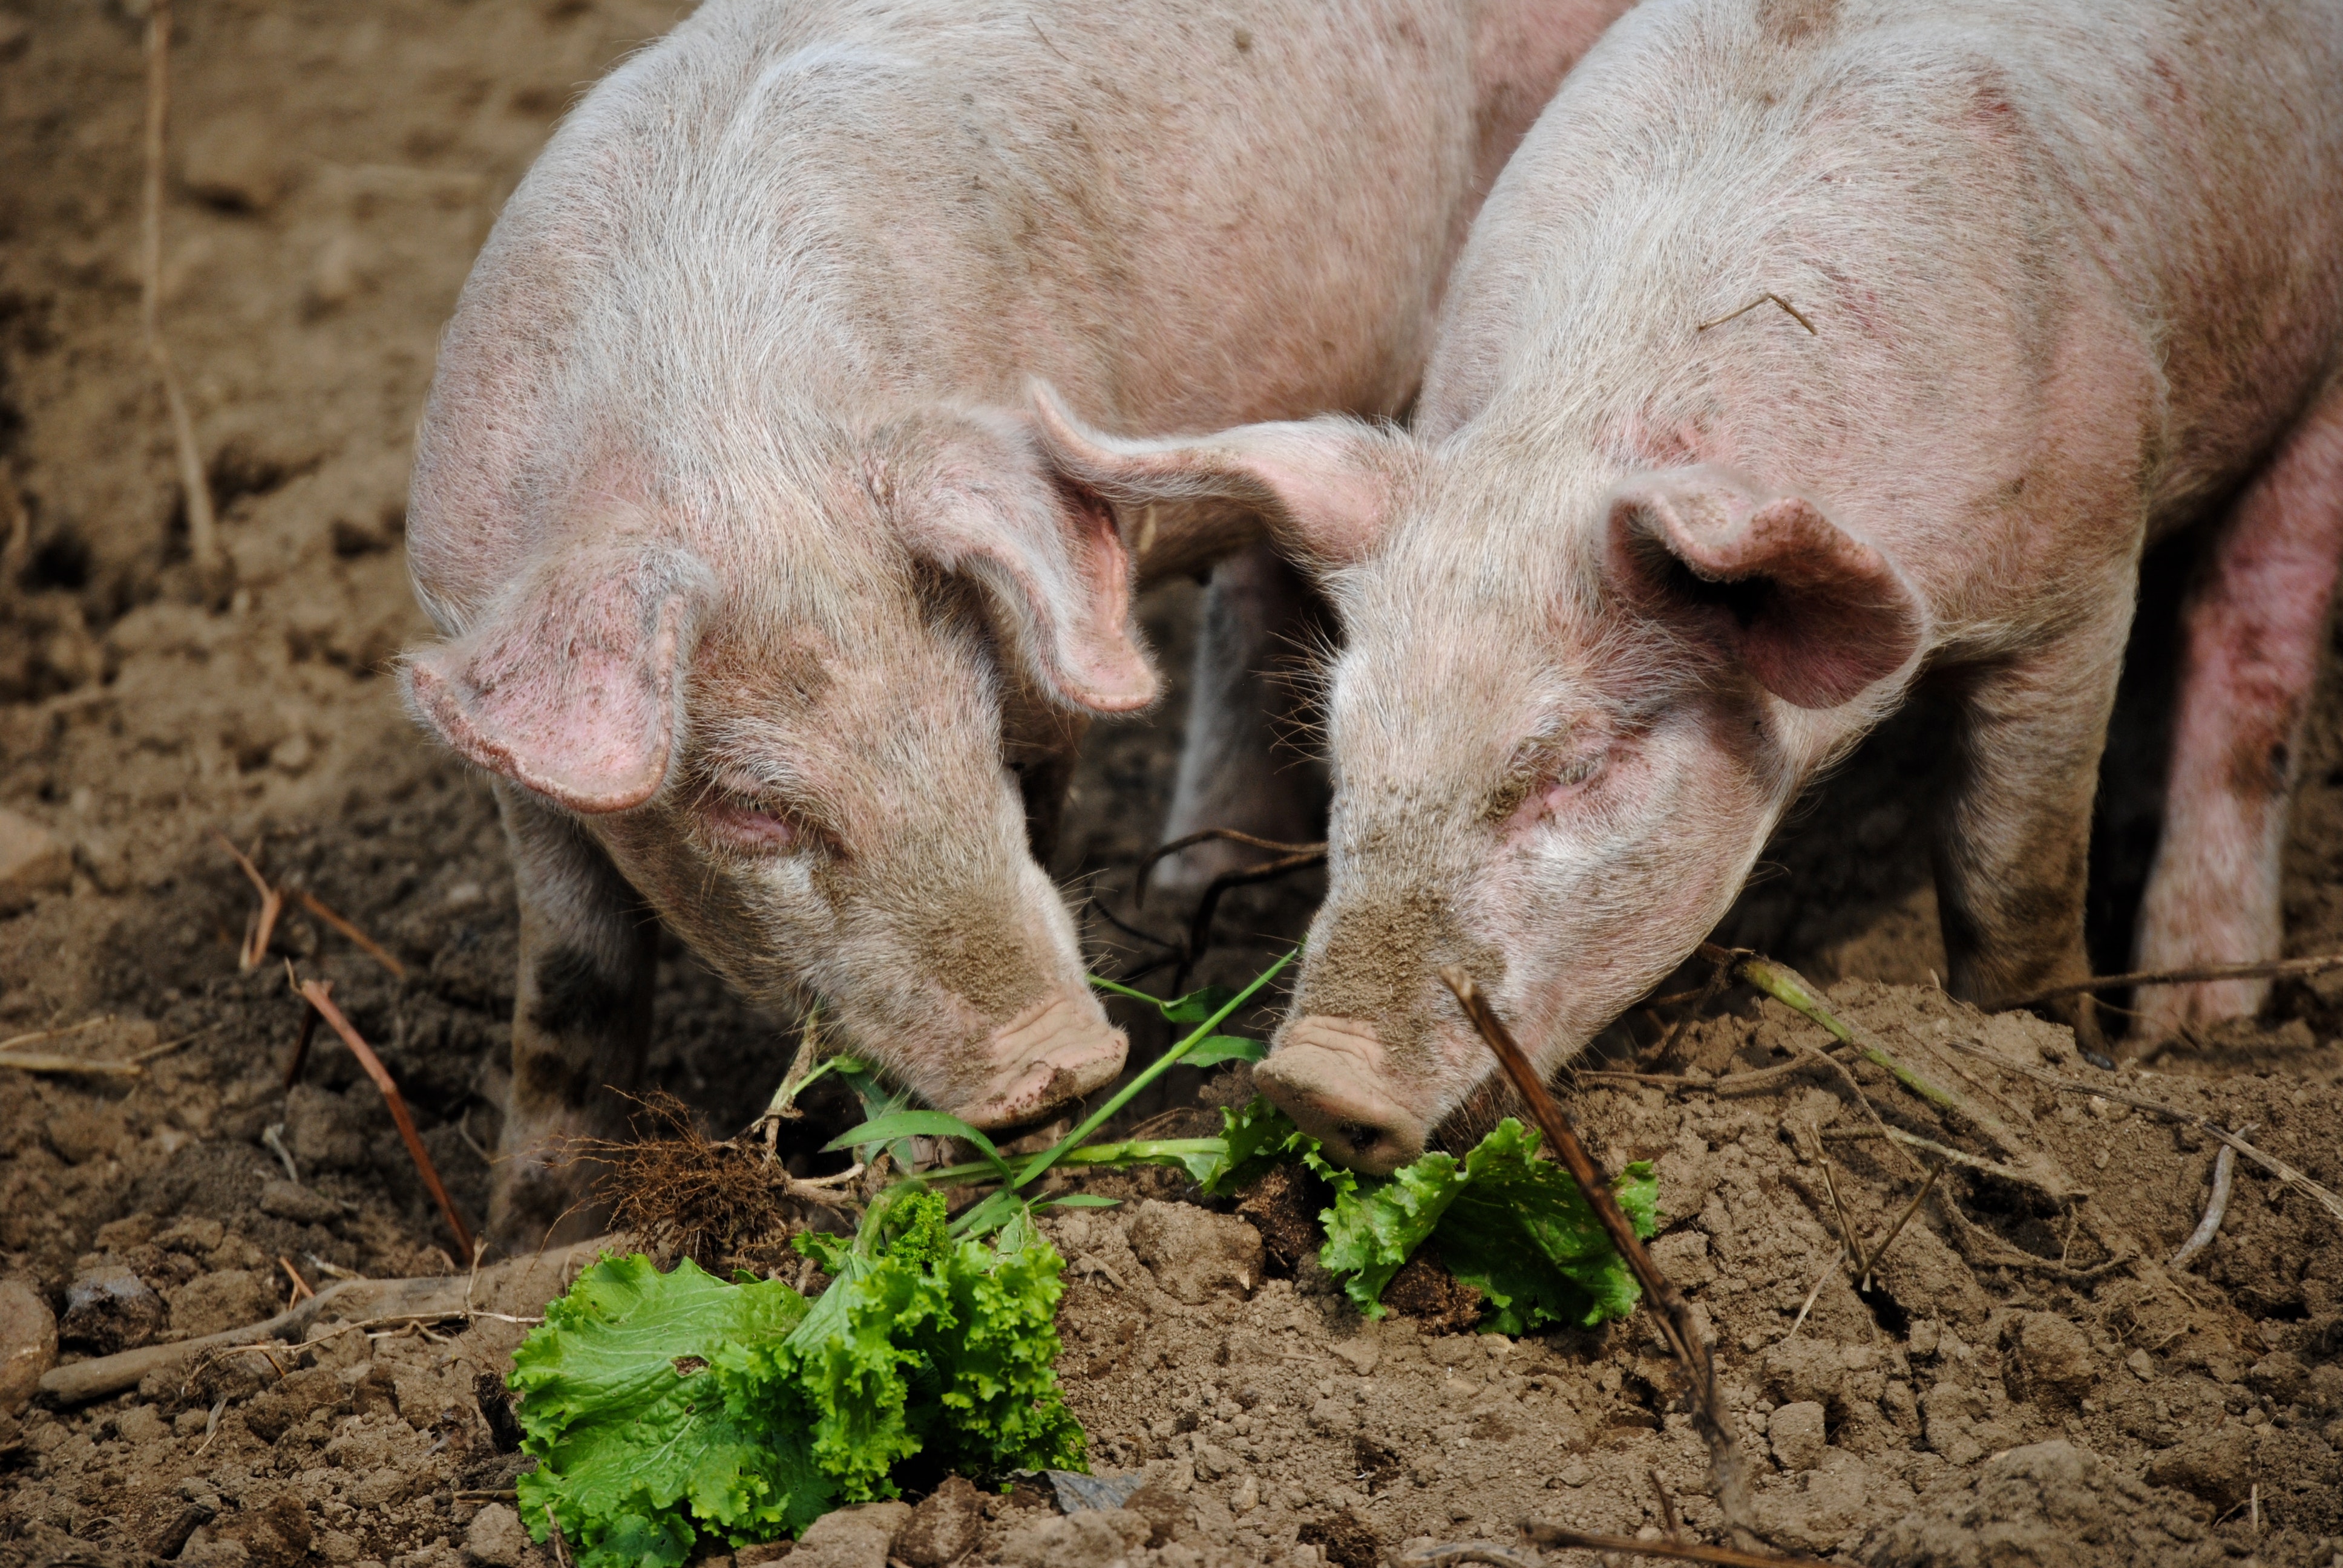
left=512, top=1192, right=1086, bottom=1568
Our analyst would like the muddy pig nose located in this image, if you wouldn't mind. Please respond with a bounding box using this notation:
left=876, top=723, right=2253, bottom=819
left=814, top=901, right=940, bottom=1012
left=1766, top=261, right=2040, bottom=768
left=948, top=991, right=1127, bottom=1130
left=1256, top=1016, right=1426, bottom=1176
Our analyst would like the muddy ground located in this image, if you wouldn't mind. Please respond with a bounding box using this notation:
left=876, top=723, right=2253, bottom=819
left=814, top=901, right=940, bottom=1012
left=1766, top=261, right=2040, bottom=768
left=3, top=2, right=2342, bottom=1566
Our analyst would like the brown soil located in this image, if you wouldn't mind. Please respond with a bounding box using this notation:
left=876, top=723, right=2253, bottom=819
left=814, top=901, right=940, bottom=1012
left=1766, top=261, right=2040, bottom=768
left=3, top=4, right=2341, bottom=1567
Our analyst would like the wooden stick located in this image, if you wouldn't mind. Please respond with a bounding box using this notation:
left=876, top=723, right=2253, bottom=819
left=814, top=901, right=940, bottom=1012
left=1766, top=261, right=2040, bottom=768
left=1694, top=292, right=1816, bottom=336
left=0, top=1052, right=143, bottom=1077
left=294, top=888, right=408, bottom=980
left=1518, top=1522, right=1829, bottom=1568
left=139, top=0, right=228, bottom=604
left=1438, top=966, right=1757, bottom=1550
left=1133, top=827, right=1326, bottom=897
left=2006, top=951, right=2343, bottom=1007
left=296, top=977, right=474, bottom=1256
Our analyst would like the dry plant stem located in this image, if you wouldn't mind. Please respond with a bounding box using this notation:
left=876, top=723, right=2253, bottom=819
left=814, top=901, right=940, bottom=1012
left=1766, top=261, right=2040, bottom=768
left=1175, top=848, right=1326, bottom=987
left=1649, top=1469, right=1684, bottom=1539
left=0, top=1017, right=110, bottom=1054
left=1859, top=1164, right=1942, bottom=1290
left=1133, top=826, right=1326, bottom=897
left=2169, top=1143, right=2238, bottom=1267
left=1813, top=1150, right=1864, bottom=1270
left=1930, top=1034, right=2343, bottom=1233
left=1719, top=949, right=2082, bottom=1199
left=295, top=976, right=475, bottom=1256
left=1657, top=947, right=1743, bottom=1063
left=1819, top=1124, right=2073, bottom=1197
left=0, top=1052, right=144, bottom=1077
left=140, top=0, right=226, bottom=604
left=294, top=888, right=407, bottom=979
left=1694, top=292, right=1817, bottom=336
left=1395, top=1546, right=1542, bottom=1568
left=2009, top=950, right=2343, bottom=1006
left=1518, top=1522, right=1830, bottom=1568
left=1438, top=966, right=1758, bottom=1553
left=283, top=996, right=321, bottom=1088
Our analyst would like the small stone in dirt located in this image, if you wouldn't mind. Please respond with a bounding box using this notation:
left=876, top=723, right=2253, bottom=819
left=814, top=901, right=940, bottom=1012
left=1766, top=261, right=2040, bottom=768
left=1329, top=1337, right=1380, bottom=1375
left=169, top=1270, right=281, bottom=1339
left=1769, top=1400, right=1827, bottom=1471
left=2126, top=1350, right=2154, bottom=1380
left=1558, top=1461, right=1591, bottom=1488
left=462, top=1503, right=530, bottom=1568
left=892, top=1474, right=983, bottom=1567
left=2248, top=1350, right=2308, bottom=1404
left=2004, top=1312, right=2096, bottom=1405
left=260, top=1179, right=342, bottom=1225
left=59, top=1263, right=169, bottom=1353
left=0, top=1275, right=58, bottom=1414
left=791, top=1501, right=911, bottom=1568
left=0, top=805, right=70, bottom=913
left=1125, top=1200, right=1263, bottom=1305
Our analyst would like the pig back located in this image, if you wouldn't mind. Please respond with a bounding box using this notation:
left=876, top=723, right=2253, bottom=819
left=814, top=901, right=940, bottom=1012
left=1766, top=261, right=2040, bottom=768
left=410, top=0, right=1627, bottom=618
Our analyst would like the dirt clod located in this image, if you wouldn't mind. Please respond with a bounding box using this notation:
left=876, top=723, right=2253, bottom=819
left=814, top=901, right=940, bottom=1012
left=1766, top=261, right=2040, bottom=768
left=0, top=1275, right=57, bottom=1413
left=891, top=1475, right=984, bottom=1567
left=1125, top=1199, right=1263, bottom=1304
left=58, top=1262, right=169, bottom=1353
left=1861, top=1440, right=2223, bottom=1567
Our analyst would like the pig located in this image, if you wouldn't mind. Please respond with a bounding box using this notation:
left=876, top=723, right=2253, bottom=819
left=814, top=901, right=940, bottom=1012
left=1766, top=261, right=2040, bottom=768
left=1035, top=0, right=2343, bottom=1169
left=400, top=0, right=1628, bottom=1243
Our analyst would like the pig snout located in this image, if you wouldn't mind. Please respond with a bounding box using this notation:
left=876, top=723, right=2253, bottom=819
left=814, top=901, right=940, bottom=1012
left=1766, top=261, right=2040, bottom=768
left=946, top=991, right=1128, bottom=1130
left=1256, top=1016, right=1426, bottom=1175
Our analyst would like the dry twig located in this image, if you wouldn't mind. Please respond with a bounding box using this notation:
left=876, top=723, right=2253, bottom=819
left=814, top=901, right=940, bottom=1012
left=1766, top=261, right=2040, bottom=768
left=219, top=833, right=405, bottom=978
left=1518, top=1521, right=1829, bottom=1567
left=140, top=0, right=228, bottom=604
left=2008, top=950, right=2343, bottom=1007
left=294, top=975, right=474, bottom=1255
left=1928, top=1034, right=2343, bottom=1235
left=1695, top=292, right=1817, bottom=336
left=1440, top=966, right=1761, bottom=1554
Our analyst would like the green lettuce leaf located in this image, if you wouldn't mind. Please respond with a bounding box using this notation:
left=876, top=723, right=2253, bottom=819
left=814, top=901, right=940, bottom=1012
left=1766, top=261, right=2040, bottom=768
left=513, top=1192, right=1086, bottom=1564
left=511, top=1255, right=832, bottom=1568
left=1210, top=1097, right=1658, bottom=1334
left=716, top=1189, right=1084, bottom=1504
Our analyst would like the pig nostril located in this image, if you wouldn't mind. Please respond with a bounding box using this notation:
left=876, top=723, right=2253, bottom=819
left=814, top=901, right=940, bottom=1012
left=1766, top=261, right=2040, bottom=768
left=1336, top=1121, right=1381, bottom=1155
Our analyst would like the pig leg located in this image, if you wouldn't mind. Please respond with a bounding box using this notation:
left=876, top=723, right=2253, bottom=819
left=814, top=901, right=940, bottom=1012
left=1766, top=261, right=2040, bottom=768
left=2132, top=391, right=2343, bottom=1039
left=489, top=781, right=658, bottom=1251
left=1931, top=598, right=2135, bottom=1050
left=1150, top=543, right=1329, bottom=898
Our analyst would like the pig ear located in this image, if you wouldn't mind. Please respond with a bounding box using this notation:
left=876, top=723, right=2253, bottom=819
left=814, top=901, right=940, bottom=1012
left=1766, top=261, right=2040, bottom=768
left=401, top=546, right=712, bottom=812
left=1605, top=468, right=1925, bottom=709
left=886, top=410, right=1158, bottom=714
left=1027, top=380, right=1405, bottom=578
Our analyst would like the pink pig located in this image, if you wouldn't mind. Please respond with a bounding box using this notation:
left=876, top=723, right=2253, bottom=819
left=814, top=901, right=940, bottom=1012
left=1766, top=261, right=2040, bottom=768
left=400, top=0, right=1626, bottom=1241
left=1038, top=0, right=2343, bottom=1169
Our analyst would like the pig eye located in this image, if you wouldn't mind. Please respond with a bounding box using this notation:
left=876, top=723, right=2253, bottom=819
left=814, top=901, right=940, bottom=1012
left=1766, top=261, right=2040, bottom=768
left=702, top=792, right=807, bottom=854
left=1491, top=741, right=1609, bottom=834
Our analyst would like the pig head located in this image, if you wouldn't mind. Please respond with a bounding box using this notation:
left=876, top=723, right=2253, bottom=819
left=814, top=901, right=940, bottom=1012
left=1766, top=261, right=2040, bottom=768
left=404, top=406, right=1149, bottom=1140
left=1040, top=396, right=1925, bottom=1169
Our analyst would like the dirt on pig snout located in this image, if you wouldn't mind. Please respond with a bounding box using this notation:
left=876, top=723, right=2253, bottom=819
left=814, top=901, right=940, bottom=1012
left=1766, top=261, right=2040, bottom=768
left=4, top=0, right=2343, bottom=1563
